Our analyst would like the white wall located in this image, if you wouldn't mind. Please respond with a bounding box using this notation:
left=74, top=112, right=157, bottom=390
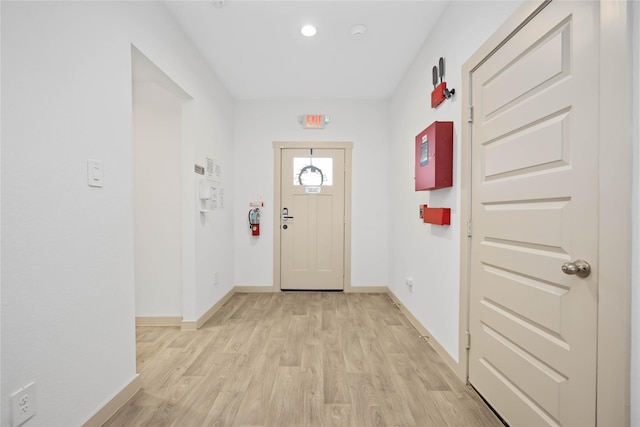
left=188, top=95, right=235, bottom=320
left=388, top=0, right=523, bottom=361
left=133, top=81, right=183, bottom=317
left=1, top=1, right=234, bottom=425
left=233, top=100, right=389, bottom=288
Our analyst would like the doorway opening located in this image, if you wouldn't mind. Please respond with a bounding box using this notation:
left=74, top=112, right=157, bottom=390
left=131, top=46, right=192, bottom=326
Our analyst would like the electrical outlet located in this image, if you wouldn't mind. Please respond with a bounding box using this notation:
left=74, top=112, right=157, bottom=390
left=213, top=271, right=218, bottom=285
left=405, top=277, right=414, bottom=288
left=11, top=382, right=37, bottom=427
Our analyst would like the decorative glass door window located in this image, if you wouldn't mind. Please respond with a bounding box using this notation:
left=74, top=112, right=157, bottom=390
left=293, top=157, right=333, bottom=186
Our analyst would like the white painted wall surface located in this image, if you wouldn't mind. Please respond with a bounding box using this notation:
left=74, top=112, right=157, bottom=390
left=190, top=97, right=235, bottom=320
left=233, top=101, right=389, bottom=288
left=1, top=1, right=234, bottom=425
left=133, top=81, right=183, bottom=317
left=388, top=0, right=523, bottom=361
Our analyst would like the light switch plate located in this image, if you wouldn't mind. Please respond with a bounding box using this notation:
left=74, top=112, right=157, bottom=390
left=87, top=159, right=103, bottom=187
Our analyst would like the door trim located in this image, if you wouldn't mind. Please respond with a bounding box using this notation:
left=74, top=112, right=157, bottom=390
left=273, top=141, right=353, bottom=292
left=458, top=1, right=632, bottom=425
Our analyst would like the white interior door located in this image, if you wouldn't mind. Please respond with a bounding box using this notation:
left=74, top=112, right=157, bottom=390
left=468, top=1, right=599, bottom=426
left=280, top=148, right=345, bottom=290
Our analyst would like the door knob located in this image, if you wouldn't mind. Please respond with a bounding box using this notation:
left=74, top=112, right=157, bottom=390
left=561, top=260, right=591, bottom=278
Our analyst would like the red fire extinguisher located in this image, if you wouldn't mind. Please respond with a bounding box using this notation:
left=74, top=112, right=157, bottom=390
left=248, top=208, right=261, bottom=236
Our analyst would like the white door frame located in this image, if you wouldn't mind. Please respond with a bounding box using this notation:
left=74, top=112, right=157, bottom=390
left=273, top=141, right=353, bottom=292
left=458, top=1, right=632, bottom=425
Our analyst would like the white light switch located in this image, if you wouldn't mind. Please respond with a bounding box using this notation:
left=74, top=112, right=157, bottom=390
left=87, top=159, right=103, bottom=187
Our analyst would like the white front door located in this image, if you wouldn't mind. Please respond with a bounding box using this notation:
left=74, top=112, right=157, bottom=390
left=279, top=147, right=346, bottom=290
left=468, top=1, right=599, bottom=426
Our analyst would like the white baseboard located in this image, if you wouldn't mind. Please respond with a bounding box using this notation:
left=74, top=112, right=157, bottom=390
left=135, top=316, right=182, bottom=327
left=234, top=285, right=278, bottom=293
left=82, top=374, right=140, bottom=427
left=181, top=288, right=237, bottom=331
left=386, top=288, right=463, bottom=382
left=233, top=285, right=389, bottom=293
left=347, top=285, right=388, bottom=293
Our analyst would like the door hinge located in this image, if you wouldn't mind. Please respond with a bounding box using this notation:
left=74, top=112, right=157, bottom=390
left=468, top=105, right=474, bottom=123
left=467, top=220, right=472, bottom=237
left=466, top=330, right=471, bottom=349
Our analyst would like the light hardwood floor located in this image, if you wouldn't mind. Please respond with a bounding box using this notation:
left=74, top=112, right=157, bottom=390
left=104, top=292, right=503, bottom=426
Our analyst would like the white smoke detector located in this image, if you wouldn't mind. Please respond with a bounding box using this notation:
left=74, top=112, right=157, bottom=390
left=350, top=24, right=368, bottom=38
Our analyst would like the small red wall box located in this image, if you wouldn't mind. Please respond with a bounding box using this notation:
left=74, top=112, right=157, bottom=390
left=423, top=205, right=451, bottom=226
left=415, top=121, right=453, bottom=191
left=431, top=82, right=447, bottom=108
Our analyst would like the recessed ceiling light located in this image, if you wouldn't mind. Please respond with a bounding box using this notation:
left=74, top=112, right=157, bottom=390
left=350, top=24, right=368, bottom=38
left=301, top=25, right=317, bottom=37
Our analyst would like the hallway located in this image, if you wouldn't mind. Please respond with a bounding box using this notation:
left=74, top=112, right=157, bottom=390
left=105, top=292, right=501, bottom=426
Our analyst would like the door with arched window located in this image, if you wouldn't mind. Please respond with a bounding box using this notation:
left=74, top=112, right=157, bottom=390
left=275, top=144, right=351, bottom=291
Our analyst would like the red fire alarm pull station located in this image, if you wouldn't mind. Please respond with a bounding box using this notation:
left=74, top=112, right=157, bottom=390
left=422, top=204, right=451, bottom=226
left=415, top=121, right=453, bottom=191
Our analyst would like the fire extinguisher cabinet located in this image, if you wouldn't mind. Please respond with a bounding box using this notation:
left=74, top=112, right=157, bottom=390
left=415, top=121, right=453, bottom=191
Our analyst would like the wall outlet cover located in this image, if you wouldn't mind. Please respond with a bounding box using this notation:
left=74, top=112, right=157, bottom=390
left=10, top=382, right=37, bottom=427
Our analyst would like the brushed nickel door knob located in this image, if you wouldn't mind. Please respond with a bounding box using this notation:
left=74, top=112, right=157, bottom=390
left=562, top=260, right=591, bottom=278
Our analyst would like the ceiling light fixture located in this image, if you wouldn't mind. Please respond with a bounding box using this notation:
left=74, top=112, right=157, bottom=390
left=301, top=25, right=317, bottom=37
left=350, top=24, right=368, bottom=38
left=209, top=0, right=227, bottom=8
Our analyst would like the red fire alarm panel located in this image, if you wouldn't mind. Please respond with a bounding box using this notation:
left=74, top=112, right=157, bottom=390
left=422, top=205, right=451, bottom=226
left=415, top=121, right=453, bottom=191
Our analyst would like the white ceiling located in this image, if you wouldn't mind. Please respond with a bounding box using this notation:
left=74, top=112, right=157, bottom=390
left=163, top=0, right=449, bottom=100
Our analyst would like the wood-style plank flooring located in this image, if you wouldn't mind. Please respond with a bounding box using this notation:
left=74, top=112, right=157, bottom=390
left=104, top=292, right=502, bottom=426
